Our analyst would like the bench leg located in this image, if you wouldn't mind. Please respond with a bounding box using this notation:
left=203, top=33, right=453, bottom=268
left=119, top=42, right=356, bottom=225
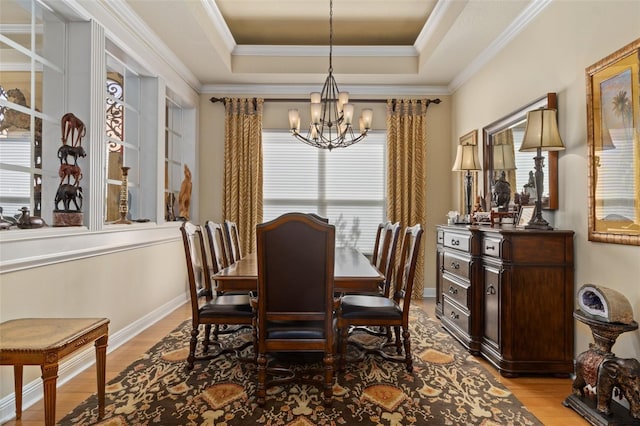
left=13, top=365, right=23, bottom=420
left=95, top=335, right=108, bottom=419
left=41, top=362, right=59, bottom=426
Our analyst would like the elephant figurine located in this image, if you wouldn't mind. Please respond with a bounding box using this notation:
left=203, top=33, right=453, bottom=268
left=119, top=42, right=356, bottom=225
left=597, top=357, right=640, bottom=419
left=54, top=184, right=83, bottom=212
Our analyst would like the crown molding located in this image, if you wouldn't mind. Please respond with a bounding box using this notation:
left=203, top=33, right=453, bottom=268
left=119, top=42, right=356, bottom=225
left=233, top=45, right=417, bottom=58
left=449, top=0, right=553, bottom=93
left=414, top=0, right=467, bottom=52
left=200, top=84, right=449, bottom=97
left=201, top=0, right=236, bottom=52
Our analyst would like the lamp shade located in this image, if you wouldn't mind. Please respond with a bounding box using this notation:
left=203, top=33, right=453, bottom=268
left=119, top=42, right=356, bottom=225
left=520, top=108, right=565, bottom=152
left=452, top=144, right=481, bottom=171
left=493, top=143, right=516, bottom=170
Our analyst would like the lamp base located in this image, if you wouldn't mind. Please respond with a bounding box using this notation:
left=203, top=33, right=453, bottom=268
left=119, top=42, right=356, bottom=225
left=525, top=216, right=553, bottom=230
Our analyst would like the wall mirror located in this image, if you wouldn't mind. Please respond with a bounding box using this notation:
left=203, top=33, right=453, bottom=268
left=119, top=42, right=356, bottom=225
left=483, top=93, right=558, bottom=211
left=586, top=39, right=639, bottom=246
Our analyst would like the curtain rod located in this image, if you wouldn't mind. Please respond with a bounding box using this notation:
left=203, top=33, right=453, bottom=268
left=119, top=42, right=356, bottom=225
left=210, top=96, right=441, bottom=106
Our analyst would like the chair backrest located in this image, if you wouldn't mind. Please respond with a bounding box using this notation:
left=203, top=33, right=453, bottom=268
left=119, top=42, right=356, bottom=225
left=224, top=220, right=242, bottom=264
left=256, top=213, right=335, bottom=348
left=307, top=213, right=329, bottom=223
left=375, top=222, right=401, bottom=294
left=392, top=224, right=423, bottom=315
left=371, top=222, right=387, bottom=266
left=204, top=220, right=229, bottom=274
left=180, top=222, right=213, bottom=321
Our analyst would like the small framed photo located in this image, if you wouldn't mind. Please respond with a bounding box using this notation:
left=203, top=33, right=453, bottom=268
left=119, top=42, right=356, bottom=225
left=517, top=205, right=535, bottom=227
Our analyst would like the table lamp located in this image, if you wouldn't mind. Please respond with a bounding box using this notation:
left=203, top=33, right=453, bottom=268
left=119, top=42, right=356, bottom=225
left=519, top=108, right=564, bottom=229
left=452, top=143, right=481, bottom=219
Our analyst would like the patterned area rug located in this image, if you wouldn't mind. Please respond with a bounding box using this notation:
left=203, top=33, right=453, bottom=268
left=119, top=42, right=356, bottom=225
left=60, top=308, right=542, bottom=425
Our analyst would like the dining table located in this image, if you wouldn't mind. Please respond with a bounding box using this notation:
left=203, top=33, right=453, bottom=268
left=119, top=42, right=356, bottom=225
left=212, top=246, right=384, bottom=294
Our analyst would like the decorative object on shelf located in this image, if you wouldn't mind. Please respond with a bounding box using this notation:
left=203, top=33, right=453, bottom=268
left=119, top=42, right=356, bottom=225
left=53, top=113, right=85, bottom=227
left=519, top=108, right=564, bottom=229
left=287, top=0, right=372, bottom=150
left=586, top=38, right=640, bottom=246
left=516, top=205, right=535, bottom=228
left=490, top=209, right=517, bottom=226
left=178, top=164, right=192, bottom=221
left=492, top=138, right=517, bottom=211
left=16, top=207, right=46, bottom=229
left=165, top=192, right=176, bottom=222
left=452, top=131, right=481, bottom=220
left=0, top=207, right=17, bottom=230
left=113, top=166, right=132, bottom=224
left=564, top=284, right=639, bottom=425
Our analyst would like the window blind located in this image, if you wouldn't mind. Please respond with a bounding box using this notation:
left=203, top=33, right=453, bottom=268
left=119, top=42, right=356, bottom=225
left=263, top=130, right=386, bottom=253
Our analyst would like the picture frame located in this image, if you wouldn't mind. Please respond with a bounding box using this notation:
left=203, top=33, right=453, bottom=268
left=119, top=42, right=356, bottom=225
left=516, top=205, right=535, bottom=228
left=586, top=38, right=640, bottom=246
left=457, top=130, right=479, bottom=212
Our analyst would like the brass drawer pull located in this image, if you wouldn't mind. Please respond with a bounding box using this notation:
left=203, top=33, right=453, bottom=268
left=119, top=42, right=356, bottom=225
left=450, top=311, right=459, bottom=320
left=448, top=286, right=458, bottom=295
left=486, top=285, right=496, bottom=295
left=486, top=245, right=496, bottom=251
left=450, top=261, right=460, bottom=270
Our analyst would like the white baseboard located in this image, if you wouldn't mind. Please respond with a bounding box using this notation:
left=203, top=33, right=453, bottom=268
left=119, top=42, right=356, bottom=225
left=0, top=293, right=188, bottom=424
left=422, top=287, right=436, bottom=298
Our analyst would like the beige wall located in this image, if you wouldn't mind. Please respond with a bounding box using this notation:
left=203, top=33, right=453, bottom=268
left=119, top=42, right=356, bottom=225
left=198, top=94, right=452, bottom=296
left=0, top=240, right=187, bottom=396
left=452, top=1, right=640, bottom=358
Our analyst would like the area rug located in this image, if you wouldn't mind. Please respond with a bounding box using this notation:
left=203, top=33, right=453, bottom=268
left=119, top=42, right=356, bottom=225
left=59, top=307, right=542, bottom=425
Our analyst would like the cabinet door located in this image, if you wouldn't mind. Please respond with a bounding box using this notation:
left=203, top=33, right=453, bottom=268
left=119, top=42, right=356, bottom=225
left=435, top=245, right=444, bottom=318
left=483, top=265, right=500, bottom=347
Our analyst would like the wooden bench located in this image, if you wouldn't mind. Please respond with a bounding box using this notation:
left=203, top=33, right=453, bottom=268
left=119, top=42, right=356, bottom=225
left=0, top=317, right=109, bottom=425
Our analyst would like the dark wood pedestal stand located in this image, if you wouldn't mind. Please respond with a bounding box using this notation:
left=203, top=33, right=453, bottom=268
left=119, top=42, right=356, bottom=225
left=563, top=310, right=639, bottom=425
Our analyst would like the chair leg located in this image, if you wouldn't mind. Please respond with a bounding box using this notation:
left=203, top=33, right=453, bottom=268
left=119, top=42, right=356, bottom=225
left=323, top=353, right=334, bottom=406
left=203, top=324, right=212, bottom=353
left=340, top=326, right=348, bottom=371
left=256, top=354, right=267, bottom=406
left=187, top=326, right=199, bottom=370
left=394, top=325, right=402, bottom=355
left=402, top=327, right=413, bottom=373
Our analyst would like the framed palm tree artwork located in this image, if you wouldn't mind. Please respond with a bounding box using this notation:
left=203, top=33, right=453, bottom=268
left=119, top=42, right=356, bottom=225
left=586, top=37, right=640, bottom=245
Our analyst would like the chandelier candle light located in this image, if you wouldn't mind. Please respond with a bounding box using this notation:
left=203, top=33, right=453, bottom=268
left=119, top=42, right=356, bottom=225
left=519, top=108, right=564, bottom=229
left=288, top=0, right=373, bottom=150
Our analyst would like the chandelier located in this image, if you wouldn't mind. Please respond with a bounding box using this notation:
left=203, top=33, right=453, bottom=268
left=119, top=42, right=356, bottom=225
left=288, top=0, right=373, bottom=150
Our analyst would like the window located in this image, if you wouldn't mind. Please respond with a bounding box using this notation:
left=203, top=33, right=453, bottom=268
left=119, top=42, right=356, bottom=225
left=164, top=95, right=183, bottom=221
left=104, top=54, right=142, bottom=222
left=262, top=130, right=386, bottom=253
left=0, top=0, right=64, bottom=220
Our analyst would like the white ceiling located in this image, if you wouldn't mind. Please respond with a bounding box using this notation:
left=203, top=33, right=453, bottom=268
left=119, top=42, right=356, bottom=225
left=121, top=0, right=546, bottom=93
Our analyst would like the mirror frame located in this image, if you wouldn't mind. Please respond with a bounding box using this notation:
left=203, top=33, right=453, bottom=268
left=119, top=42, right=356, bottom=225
left=483, top=93, right=559, bottom=211
left=586, top=39, right=640, bottom=246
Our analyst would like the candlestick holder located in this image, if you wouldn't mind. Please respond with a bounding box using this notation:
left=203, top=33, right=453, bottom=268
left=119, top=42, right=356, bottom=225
left=113, top=166, right=132, bottom=224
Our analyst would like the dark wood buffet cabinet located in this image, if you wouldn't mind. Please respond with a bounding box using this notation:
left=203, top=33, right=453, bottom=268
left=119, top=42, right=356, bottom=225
left=435, top=224, right=575, bottom=377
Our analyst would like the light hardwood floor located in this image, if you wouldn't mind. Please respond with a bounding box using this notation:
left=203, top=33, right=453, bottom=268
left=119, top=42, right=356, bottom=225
left=3, top=299, right=589, bottom=425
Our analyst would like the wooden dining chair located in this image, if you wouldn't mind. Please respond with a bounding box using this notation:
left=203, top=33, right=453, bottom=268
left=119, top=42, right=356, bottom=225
left=204, top=220, right=229, bottom=275
left=251, top=213, right=338, bottom=406
left=180, top=222, right=254, bottom=370
left=224, top=220, right=242, bottom=265
left=371, top=222, right=388, bottom=266
left=338, top=223, right=423, bottom=372
left=369, top=221, right=401, bottom=296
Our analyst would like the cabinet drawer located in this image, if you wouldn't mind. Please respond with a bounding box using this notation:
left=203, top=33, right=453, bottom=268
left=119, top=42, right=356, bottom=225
left=443, top=231, right=470, bottom=252
left=443, top=252, right=470, bottom=279
left=442, top=274, right=469, bottom=308
left=437, top=229, right=444, bottom=245
left=443, top=298, right=470, bottom=335
left=482, top=237, right=502, bottom=258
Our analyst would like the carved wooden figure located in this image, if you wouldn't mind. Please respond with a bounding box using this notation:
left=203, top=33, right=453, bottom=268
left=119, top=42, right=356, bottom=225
left=60, top=112, right=86, bottom=146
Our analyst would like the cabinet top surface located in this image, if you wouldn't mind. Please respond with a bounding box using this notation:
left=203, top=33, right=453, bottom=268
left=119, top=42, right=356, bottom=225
left=437, top=224, right=574, bottom=236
